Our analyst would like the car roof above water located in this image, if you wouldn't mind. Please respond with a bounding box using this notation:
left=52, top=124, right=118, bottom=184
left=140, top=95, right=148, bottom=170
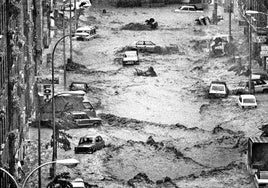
left=240, top=94, right=256, bottom=99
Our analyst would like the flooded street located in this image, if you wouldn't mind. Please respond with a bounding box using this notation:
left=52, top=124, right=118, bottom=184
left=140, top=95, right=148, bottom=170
left=24, top=1, right=268, bottom=188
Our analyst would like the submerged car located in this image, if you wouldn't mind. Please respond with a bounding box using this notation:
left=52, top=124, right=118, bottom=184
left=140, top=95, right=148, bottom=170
left=133, top=41, right=157, bottom=53
left=73, top=26, right=98, bottom=41
left=64, top=111, right=101, bottom=127
left=122, top=50, right=139, bottom=66
left=71, top=178, right=85, bottom=188
left=208, top=81, right=229, bottom=98
left=237, top=94, right=257, bottom=109
left=69, top=82, right=90, bottom=92
left=75, top=135, right=105, bottom=154
left=174, top=5, right=203, bottom=13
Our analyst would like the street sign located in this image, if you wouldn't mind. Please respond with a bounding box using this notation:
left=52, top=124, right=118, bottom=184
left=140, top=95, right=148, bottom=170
left=43, top=84, right=52, bottom=102
left=261, top=45, right=268, bottom=57
left=261, top=45, right=268, bottom=51
left=252, top=35, right=267, bottom=43
left=35, top=76, right=59, bottom=84
left=261, top=51, right=268, bottom=57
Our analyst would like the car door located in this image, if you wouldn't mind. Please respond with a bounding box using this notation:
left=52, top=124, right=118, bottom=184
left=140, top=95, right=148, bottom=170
left=251, top=80, right=260, bottom=93
left=254, top=80, right=264, bottom=93
left=258, top=79, right=268, bottom=92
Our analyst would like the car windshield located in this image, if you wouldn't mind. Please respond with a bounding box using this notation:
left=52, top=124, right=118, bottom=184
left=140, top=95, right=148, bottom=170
left=72, top=83, right=85, bottom=89
left=73, top=114, right=89, bottom=119
left=243, top=99, right=256, bottom=103
left=211, top=85, right=225, bottom=91
left=81, top=137, right=93, bottom=144
left=83, top=102, right=93, bottom=109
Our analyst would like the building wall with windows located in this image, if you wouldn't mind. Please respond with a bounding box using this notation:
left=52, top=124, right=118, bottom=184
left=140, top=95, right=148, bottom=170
left=0, top=0, right=38, bottom=187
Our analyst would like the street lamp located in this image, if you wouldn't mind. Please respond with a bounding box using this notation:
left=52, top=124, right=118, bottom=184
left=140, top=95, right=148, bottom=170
left=51, top=34, right=72, bottom=177
left=245, top=11, right=258, bottom=94
left=21, top=158, right=79, bottom=188
left=0, top=167, right=19, bottom=188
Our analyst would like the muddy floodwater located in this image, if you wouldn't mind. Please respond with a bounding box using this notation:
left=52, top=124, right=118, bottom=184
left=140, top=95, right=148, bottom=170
left=24, top=2, right=268, bottom=188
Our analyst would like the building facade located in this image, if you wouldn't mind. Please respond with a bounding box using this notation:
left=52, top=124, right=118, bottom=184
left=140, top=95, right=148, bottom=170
left=0, top=0, right=46, bottom=187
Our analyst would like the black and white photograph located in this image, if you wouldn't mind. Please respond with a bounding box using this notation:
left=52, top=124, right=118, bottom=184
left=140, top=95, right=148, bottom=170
left=1, top=0, right=268, bottom=187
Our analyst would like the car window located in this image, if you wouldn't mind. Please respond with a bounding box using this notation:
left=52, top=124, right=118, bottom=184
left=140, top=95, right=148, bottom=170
left=259, top=80, right=266, bottom=85
left=74, top=114, right=88, bottom=119
left=211, top=85, right=225, bottom=91
left=145, top=41, right=153, bottom=45
left=243, top=98, right=255, bottom=103
left=239, top=97, right=242, bottom=102
left=72, top=83, right=86, bottom=89
left=83, top=102, right=93, bottom=109
left=95, top=136, right=103, bottom=142
left=136, top=41, right=144, bottom=45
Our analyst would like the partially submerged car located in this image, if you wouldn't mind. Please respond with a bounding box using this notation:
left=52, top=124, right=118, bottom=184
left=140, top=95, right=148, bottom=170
left=237, top=94, right=257, bottom=109
left=134, top=41, right=157, bottom=53
left=73, top=26, right=98, bottom=41
left=247, top=137, right=268, bottom=188
left=69, top=82, right=90, bottom=92
left=122, top=50, right=139, bottom=66
left=71, top=178, right=85, bottom=188
left=74, top=135, right=105, bottom=154
left=208, top=81, right=229, bottom=98
left=64, top=111, right=101, bottom=127
left=174, top=5, right=203, bottom=13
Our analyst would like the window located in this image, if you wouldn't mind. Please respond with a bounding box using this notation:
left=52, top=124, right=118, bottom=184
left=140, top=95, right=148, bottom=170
left=95, top=136, right=102, bottom=142
left=136, top=41, right=143, bottom=45
left=83, top=102, right=93, bottom=110
left=145, top=41, right=154, bottom=45
left=243, top=99, right=255, bottom=104
left=211, top=85, right=225, bottom=91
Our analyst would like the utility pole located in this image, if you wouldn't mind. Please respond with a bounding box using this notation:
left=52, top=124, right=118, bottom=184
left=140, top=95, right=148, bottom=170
left=33, top=0, right=43, bottom=187
left=249, top=18, right=252, bottom=94
left=47, top=0, right=51, bottom=45
left=63, top=7, right=66, bottom=90
left=69, top=1, right=73, bottom=65
left=228, top=0, right=232, bottom=41
left=74, top=0, right=78, bottom=29
left=212, top=0, right=218, bottom=25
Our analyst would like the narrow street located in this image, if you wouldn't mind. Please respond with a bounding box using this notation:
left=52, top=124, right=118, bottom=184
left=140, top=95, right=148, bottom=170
left=24, top=1, right=268, bottom=188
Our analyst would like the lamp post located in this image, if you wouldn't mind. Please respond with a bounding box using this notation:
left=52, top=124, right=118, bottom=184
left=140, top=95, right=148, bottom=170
left=22, top=158, right=79, bottom=188
left=51, top=34, right=72, bottom=178
left=0, top=167, right=19, bottom=188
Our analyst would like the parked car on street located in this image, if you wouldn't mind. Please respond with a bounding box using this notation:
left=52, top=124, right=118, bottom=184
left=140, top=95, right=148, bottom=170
left=174, top=5, right=203, bottom=13
left=64, top=111, right=101, bottom=127
left=208, top=81, right=229, bottom=98
left=237, top=94, right=257, bottom=109
left=73, top=26, right=98, bottom=41
left=69, top=82, right=90, bottom=92
left=75, top=135, right=105, bottom=154
left=122, top=50, right=139, bottom=66
left=133, top=41, right=157, bottom=53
